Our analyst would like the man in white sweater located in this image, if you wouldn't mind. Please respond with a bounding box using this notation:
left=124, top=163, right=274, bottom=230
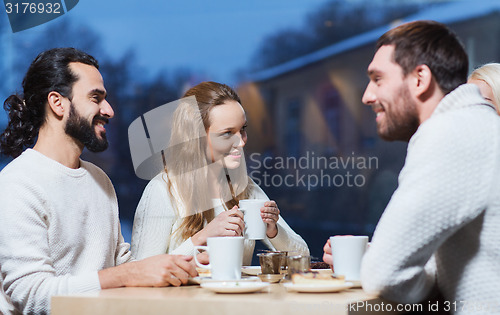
left=0, top=48, right=196, bottom=314
left=323, top=21, right=500, bottom=313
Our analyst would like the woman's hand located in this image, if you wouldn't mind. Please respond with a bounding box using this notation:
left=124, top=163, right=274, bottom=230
left=261, top=200, right=280, bottom=238
left=322, top=239, right=333, bottom=266
left=192, top=206, right=244, bottom=245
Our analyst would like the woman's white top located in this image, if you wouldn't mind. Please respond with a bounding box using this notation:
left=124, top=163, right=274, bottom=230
left=131, top=173, right=309, bottom=265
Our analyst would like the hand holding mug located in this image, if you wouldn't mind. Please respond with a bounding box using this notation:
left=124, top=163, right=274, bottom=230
left=322, top=239, right=333, bottom=266
left=192, top=206, right=244, bottom=245
left=260, top=200, right=280, bottom=238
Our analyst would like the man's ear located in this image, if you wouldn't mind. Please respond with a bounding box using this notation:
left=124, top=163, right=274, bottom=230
left=412, top=64, right=433, bottom=98
left=47, top=91, right=66, bottom=118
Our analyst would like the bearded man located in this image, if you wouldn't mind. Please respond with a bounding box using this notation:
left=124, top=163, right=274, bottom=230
left=0, top=48, right=197, bottom=315
left=324, top=21, right=500, bottom=314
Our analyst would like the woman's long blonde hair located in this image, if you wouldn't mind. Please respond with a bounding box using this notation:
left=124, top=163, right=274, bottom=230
left=164, top=81, right=254, bottom=242
left=469, top=63, right=500, bottom=113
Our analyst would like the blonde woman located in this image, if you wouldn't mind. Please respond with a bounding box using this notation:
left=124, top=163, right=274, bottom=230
left=131, top=81, right=309, bottom=264
left=468, top=63, right=500, bottom=112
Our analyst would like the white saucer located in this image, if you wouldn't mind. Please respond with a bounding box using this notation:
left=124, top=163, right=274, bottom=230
left=201, top=281, right=270, bottom=293
left=283, top=282, right=353, bottom=293
left=190, top=276, right=259, bottom=285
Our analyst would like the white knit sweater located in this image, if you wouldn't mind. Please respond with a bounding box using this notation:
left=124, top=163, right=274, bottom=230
left=131, top=172, right=309, bottom=265
left=0, top=149, right=132, bottom=314
left=361, top=84, right=500, bottom=314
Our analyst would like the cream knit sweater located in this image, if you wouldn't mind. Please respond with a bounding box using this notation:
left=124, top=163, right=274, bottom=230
left=0, top=149, right=132, bottom=314
left=131, top=172, right=309, bottom=265
left=361, top=84, right=500, bottom=314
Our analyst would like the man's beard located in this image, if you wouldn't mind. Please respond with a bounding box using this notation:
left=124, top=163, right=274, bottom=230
left=64, top=103, right=109, bottom=152
left=378, top=85, right=420, bottom=142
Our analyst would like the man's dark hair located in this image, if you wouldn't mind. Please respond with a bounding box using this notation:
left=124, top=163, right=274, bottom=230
left=0, top=47, right=99, bottom=158
left=377, top=20, right=468, bottom=95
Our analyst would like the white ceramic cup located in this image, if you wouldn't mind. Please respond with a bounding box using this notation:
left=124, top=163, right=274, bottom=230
left=330, top=235, right=368, bottom=281
left=194, top=236, right=244, bottom=280
left=238, top=199, right=267, bottom=240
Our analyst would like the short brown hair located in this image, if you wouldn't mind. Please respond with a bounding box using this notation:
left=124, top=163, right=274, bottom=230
left=377, top=20, right=468, bottom=95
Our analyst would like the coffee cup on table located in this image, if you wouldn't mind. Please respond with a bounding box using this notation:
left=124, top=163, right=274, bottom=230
left=330, top=235, right=368, bottom=281
left=238, top=199, right=267, bottom=240
left=194, top=236, right=244, bottom=280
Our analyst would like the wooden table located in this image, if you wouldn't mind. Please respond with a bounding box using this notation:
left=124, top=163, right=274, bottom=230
left=52, top=282, right=403, bottom=315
